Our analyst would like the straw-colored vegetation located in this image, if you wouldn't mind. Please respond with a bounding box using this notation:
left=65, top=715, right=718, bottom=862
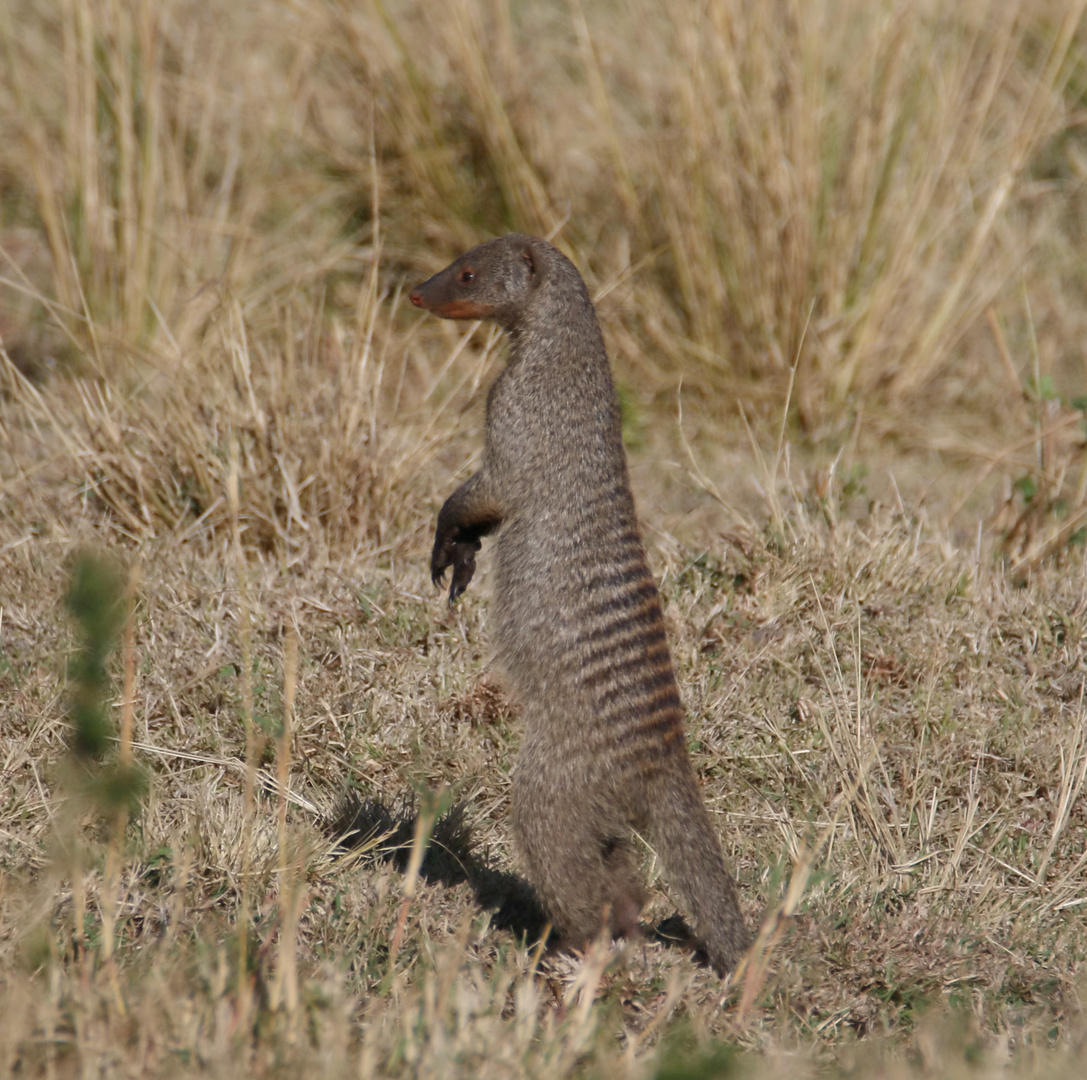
left=2, top=0, right=1087, bottom=1075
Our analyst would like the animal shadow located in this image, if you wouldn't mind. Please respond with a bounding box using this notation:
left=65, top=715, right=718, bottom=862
left=326, top=793, right=708, bottom=966
left=326, top=794, right=550, bottom=945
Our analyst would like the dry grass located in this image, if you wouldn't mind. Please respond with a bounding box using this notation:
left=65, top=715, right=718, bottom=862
left=2, top=0, right=1087, bottom=1076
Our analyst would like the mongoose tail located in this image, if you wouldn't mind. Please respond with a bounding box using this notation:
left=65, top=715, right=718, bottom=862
left=648, top=770, right=752, bottom=974
left=411, top=234, right=752, bottom=974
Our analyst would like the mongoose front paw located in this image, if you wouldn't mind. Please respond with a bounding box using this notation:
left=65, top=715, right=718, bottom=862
left=432, top=529, right=482, bottom=605
left=448, top=538, right=481, bottom=605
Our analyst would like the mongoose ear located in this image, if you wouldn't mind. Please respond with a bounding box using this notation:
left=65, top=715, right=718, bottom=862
left=521, top=245, right=547, bottom=293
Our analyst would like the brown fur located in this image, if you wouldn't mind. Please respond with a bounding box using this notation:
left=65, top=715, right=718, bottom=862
left=410, top=234, right=750, bottom=973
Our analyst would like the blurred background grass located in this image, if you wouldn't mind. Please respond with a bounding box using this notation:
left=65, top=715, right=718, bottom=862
left=2, top=0, right=1086, bottom=555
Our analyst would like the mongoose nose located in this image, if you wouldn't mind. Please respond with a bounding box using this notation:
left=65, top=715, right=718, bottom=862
left=409, top=290, right=424, bottom=307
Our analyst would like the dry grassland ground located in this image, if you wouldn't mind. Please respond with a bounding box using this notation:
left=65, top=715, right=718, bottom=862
left=2, top=0, right=1087, bottom=1076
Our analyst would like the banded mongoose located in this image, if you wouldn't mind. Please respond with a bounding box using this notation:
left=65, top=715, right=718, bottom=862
left=410, top=234, right=750, bottom=974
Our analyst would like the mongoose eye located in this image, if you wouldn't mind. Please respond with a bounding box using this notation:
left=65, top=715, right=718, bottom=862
left=458, top=269, right=475, bottom=285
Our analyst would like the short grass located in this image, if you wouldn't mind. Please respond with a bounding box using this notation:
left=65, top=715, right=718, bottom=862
left=2, top=0, right=1087, bottom=1076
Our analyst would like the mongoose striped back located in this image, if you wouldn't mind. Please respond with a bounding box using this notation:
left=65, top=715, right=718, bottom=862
left=572, top=536, right=688, bottom=769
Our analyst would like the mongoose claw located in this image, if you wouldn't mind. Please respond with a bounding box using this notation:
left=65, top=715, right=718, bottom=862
left=430, top=535, right=454, bottom=588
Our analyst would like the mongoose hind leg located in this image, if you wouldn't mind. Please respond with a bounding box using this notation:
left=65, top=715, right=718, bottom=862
left=601, top=835, right=647, bottom=941
left=512, top=773, right=644, bottom=952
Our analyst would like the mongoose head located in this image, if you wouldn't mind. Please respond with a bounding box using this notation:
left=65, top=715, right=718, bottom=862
left=409, top=234, right=546, bottom=331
